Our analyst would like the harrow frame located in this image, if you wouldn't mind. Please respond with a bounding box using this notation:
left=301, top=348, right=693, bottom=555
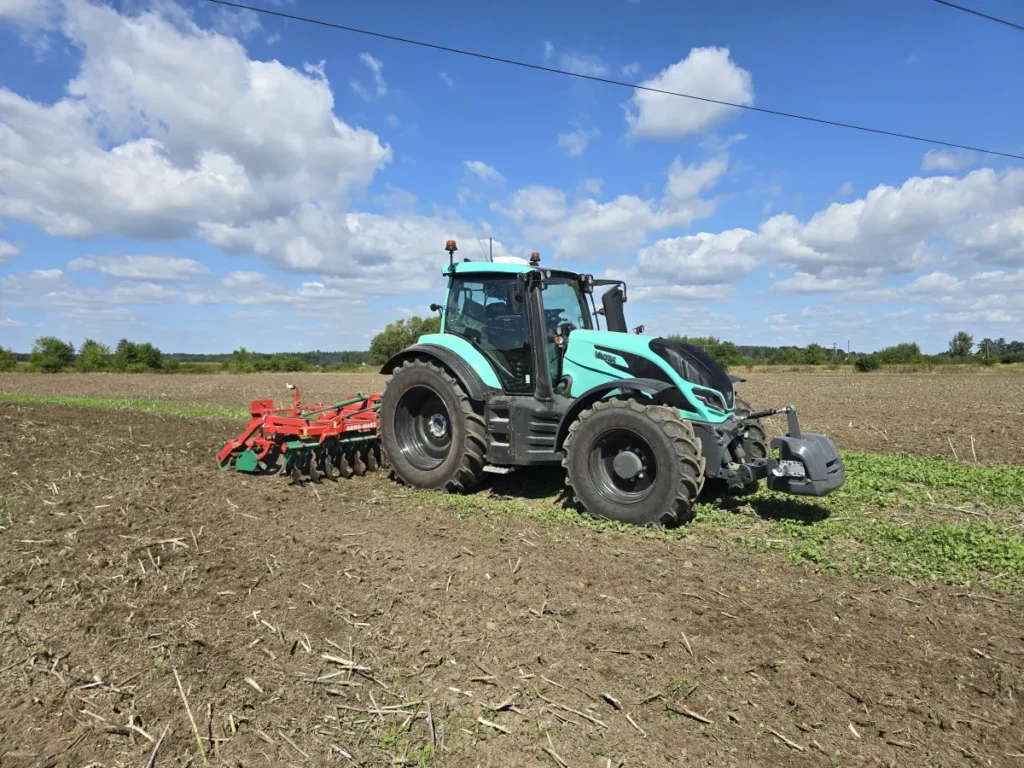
left=217, top=386, right=382, bottom=483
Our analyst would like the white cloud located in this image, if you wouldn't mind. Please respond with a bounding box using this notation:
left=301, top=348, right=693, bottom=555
left=921, top=149, right=976, bottom=172
left=0, top=317, right=24, bottom=327
left=750, top=168, right=1024, bottom=281
left=350, top=52, right=387, bottom=100
left=222, top=270, right=269, bottom=288
left=621, top=62, right=641, bottom=78
left=0, top=239, right=20, bottom=263
left=439, top=71, right=454, bottom=88
left=67, top=255, right=211, bottom=280
left=493, top=155, right=724, bottom=260
left=557, top=127, right=600, bottom=158
left=634, top=229, right=759, bottom=286
left=837, top=181, right=853, bottom=198
left=625, top=47, right=754, bottom=140
left=560, top=53, right=607, bottom=77
left=543, top=40, right=554, bottom=59
left=663, top=155, right=729, bottom=206
left=0, top=1, right=391, bottom=241
left=773, top=273, right=878, bottom=294
left=464, top=160, right=505, bottom=185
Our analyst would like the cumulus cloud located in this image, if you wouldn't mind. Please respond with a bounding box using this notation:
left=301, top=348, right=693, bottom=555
left=464, top=160, right=505, bottom=185
left=0, top=1, right=391, bottom=242
left=67, top=255, right=211, bottom=280
left=621, top=62, right=641, bottom=78
left=625, top=47, right=753, bottom=140
left=557, top=127, right=600, bottom=158
left=492, top=155, right=725, bottom=260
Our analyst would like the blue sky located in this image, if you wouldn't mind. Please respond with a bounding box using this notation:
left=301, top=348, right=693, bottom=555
left=0, top=0, right=1022, bottom=354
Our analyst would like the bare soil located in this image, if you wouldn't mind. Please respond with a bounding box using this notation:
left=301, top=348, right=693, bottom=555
left=3, top=370, right=1023, bottom=464
left=1, top=402, right=1021, bottom=767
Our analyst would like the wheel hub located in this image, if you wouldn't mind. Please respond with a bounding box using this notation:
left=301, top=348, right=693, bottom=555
left=428, top=413, right=448, bottom=439
left=612, top=450, right=644, bottom=480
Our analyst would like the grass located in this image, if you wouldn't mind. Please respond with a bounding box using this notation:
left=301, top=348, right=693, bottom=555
left=4, top=392, right=1023, bottom=588
left=421, top=450, right=1024, bottom=589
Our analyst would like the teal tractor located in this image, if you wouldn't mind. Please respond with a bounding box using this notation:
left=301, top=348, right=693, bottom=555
left=379, top=241, right=845, bottom=526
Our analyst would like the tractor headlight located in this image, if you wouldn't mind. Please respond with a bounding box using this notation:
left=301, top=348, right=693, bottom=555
left=691, top=387, right=726, bottom=412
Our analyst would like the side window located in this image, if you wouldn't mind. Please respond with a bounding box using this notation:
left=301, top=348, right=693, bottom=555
left=445, top=276, right=532, bottom=393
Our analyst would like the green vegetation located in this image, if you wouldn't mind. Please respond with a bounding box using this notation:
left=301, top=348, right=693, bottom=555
left=422, top=450, right=1024, bottom=590
left=368, top=315, right=441, bottom=365
left=30, top=336, right=75, bottom=373
left=3, top=329, right=1023, bottom=374
left=854, top=353, right=881, bottom=372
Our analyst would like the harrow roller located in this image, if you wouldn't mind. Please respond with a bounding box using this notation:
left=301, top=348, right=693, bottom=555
left=217, top=386, right=383, bottom=484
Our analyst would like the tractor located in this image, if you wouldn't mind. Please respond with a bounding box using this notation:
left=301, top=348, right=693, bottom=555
left=377, top=241, right=845, bottom=526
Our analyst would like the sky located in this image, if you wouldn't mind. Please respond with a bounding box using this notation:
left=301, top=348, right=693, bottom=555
left=0, top=0, right=1022, bottom=355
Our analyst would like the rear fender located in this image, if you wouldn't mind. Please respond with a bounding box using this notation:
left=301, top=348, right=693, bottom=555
left=380, top=343, right=500, bottom=402
left=554, top=377, right=691, bottom=450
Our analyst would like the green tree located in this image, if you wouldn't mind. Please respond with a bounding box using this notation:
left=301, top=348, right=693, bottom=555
left=854, top=354, right=881, bottom=372
left=877, top=342, right=923, bottom=365
left=948, top=331, right=973, bottom=357
left=112, top=339, right=164, bottom=371
left=803, top=343, right=826, bottom=365
left=76, top=339, right=111, bottom=372
left=0, top=346, right=16, bottom=372
left=977, top=338, right=998, bottom=361
left=368, top=316, right=442, bottom=365
left=30, top=336, right=75, bottom=373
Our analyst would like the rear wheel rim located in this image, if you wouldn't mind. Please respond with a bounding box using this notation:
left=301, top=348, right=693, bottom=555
left=588, top=429, right=658, bottom=505
left=395, top=385, right=453, bottom=471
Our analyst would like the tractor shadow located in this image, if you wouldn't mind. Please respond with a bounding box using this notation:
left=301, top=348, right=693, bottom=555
left=700, top=483, right=831, bottom=525
left=478, top=468, right=831, bottom=527
left=479, top=465, right=569, bottom=502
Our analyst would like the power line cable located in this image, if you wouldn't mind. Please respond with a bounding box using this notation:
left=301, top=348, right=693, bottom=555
left=931, top=0, right=1024, bottom=33
left=204, top=0, right=1024, bottom=162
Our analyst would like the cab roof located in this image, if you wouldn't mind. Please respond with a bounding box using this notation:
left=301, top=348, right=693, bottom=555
left=444, top=260, right=579, bottom=278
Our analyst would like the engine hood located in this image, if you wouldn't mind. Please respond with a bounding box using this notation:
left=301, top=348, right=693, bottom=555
left=648, top=338, right=735, bottom=408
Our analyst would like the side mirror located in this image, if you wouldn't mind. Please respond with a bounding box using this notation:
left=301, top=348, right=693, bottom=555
left=507, top=280, right=525, bottom=314
left=601, top=287, right=627, bottom=332
left=429, top=303, right=442, bottom=315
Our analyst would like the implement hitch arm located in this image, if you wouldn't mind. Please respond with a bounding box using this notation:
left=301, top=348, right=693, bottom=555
left=744, top=404, right=801, bottom=438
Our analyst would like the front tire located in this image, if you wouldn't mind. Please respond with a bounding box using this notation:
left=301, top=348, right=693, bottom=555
left=562, top=399, right=706, bottom=526
left=380, top=359, right=486, bottom=492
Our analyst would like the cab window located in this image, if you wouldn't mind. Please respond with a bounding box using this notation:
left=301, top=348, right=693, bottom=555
left=445, top=276, right=532, bottom=393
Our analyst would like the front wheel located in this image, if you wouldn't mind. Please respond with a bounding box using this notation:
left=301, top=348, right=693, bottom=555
left=562, top=399, right=706, bottom=526
left=380, top=359, right=486, bottom=492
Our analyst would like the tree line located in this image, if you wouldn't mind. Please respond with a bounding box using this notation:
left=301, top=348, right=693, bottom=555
left=1, top=323, right=1021, bottom=374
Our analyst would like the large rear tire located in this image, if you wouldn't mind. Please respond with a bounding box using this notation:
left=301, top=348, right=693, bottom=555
left=380, top=359, right=486, bottom=492
left=562, top=398, right=705, bottom=527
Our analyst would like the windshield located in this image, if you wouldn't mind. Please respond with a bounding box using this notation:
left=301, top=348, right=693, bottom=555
left=541, top=277, right=592, bottom=333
